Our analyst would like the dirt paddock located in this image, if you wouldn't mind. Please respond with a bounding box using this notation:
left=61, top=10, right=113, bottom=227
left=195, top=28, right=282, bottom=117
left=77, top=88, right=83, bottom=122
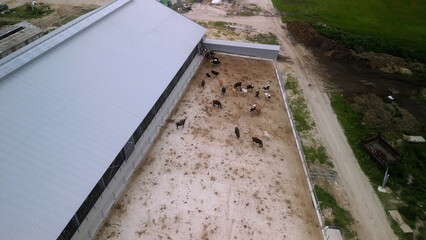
left=95, top=54, right=321, bottom=239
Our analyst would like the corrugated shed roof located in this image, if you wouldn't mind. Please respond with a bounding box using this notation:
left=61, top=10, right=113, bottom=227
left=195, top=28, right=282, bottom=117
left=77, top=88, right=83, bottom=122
left=0, top=0, right=206, bottom=239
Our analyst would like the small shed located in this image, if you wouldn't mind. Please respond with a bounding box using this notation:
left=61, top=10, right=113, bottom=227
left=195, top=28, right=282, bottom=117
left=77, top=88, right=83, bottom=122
left=361, top=134, right=401, bottom=167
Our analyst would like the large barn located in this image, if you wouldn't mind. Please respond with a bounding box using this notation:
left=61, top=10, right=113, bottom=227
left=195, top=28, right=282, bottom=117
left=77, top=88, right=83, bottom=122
left=0, top=0, right=205, bottom=239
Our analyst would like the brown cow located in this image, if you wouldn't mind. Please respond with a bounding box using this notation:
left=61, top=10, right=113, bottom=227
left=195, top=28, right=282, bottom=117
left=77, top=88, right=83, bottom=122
left=218, top=78, right=224, bottom=87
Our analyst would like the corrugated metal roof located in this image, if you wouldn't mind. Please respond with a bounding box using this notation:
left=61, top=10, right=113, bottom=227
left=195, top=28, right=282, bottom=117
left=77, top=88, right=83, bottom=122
left=0, top=0, right=206, bottom=239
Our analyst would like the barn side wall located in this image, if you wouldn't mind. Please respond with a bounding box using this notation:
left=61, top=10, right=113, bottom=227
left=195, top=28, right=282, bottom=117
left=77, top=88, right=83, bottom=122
left=203, top=38, right=280, bottom=60
left=69, top=49, right=204, bottom=240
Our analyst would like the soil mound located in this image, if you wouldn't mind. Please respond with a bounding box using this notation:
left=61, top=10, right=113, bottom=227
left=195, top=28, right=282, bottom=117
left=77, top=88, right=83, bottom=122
left=287, top=21, right=426, bottom=128
left=287, top=22, right=426, bottom=73
left=287, top=22, right=354, bottom=62
left=287, top=22, right=323, bottom=47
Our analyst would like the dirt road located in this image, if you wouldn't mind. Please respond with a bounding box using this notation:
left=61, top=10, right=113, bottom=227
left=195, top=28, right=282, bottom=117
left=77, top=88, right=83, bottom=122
left=185, top=2, right=397, bottom=239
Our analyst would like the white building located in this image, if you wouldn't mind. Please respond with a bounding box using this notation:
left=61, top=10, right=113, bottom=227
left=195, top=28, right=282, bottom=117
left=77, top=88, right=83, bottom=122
left=0, top=0, right=205, bottom=239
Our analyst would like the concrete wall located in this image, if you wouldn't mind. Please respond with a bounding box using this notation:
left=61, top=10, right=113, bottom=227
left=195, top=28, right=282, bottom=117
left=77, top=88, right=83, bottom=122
left=203, top=38, right=280, bottom=60
left=71, top=53, right=203, bottom=240
left=0, top=22, right=43, bottom=59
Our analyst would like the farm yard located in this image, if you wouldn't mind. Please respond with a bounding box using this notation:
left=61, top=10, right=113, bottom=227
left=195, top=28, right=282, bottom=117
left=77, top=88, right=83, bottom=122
left=94, top=54, right=321, bottom=239
left=3, top=0, right=424, bottom=239
left=186, top=1, right=425, bottom=239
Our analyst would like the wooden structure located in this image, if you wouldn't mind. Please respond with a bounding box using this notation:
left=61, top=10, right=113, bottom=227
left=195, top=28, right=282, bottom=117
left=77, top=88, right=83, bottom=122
left=361, top=134, right=401, bottom=167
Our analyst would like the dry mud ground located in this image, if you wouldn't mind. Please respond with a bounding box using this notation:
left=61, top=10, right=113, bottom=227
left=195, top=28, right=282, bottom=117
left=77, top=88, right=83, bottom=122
left=95, top=55, right=321, bottom=239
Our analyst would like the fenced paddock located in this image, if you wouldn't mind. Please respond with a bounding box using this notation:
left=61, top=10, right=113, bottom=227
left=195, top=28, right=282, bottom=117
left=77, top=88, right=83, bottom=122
left=95, top=54, right=322, bottom=240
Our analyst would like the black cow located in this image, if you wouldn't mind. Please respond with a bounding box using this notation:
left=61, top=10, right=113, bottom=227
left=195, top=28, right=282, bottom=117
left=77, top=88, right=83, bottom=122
left=211, top=70, right=219, bottom=77
left=252, top=137, right=263, bottom=147
left=255, top=89, right=259, bottom=98
left=235, top=127, right=240, bottom=139
left=206, top=72, right=211, bottom=78
left=213, top=100, right=222, bottom=108
left=234, top=82, right=242, bottom=89
left=263, top=85, right=270, bottom=91
left=176, top=119, right=186, bottom=129
left=205, top=50, right=215, bottom=59
left=210, top=58, right=221, bottom=66
left=221, top=86, right=226, bottom=95
left=247, top=84, right=254, bottom=90
left=201, top=80, right=205, bottom=89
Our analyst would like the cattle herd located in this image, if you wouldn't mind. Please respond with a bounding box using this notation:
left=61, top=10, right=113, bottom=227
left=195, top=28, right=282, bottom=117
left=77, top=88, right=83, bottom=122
left=177, top=50, right=276, bottom=148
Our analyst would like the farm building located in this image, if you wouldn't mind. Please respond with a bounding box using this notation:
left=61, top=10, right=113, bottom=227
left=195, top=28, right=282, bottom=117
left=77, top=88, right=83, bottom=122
left=0, top=0, right=205, bottom=239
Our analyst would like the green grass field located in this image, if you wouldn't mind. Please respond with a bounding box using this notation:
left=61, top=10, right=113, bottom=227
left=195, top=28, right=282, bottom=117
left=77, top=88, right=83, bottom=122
left=272, top=0, right=426, bottom=62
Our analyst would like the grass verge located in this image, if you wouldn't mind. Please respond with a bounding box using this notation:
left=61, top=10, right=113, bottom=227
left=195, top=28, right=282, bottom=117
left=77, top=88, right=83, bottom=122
left=303, top=145, right=333, bottom=167
left=284, top=75, right=314, bottom=133
left=330, top=92, right=426, bottom=239
left=0, top=4, right=54, bottom=20
left=196, top=21, right=279, bottom=45
left=285, top=75, right=334, bottom=167
left=315, top=185, right=355, bottom=238
left=246, top=32, right=278, bottom=45
left=284, top=75, right=355, bottom=236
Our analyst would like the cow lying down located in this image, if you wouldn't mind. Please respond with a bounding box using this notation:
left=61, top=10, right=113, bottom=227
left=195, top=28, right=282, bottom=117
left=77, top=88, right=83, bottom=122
left=252, top=137, right=263, bottom=147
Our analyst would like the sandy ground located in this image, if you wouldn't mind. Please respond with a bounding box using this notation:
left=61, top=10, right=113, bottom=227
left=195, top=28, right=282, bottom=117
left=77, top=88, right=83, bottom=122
left=95, top=55, right=321, bottom=239
left=185, top=1, right=397, bottom=239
